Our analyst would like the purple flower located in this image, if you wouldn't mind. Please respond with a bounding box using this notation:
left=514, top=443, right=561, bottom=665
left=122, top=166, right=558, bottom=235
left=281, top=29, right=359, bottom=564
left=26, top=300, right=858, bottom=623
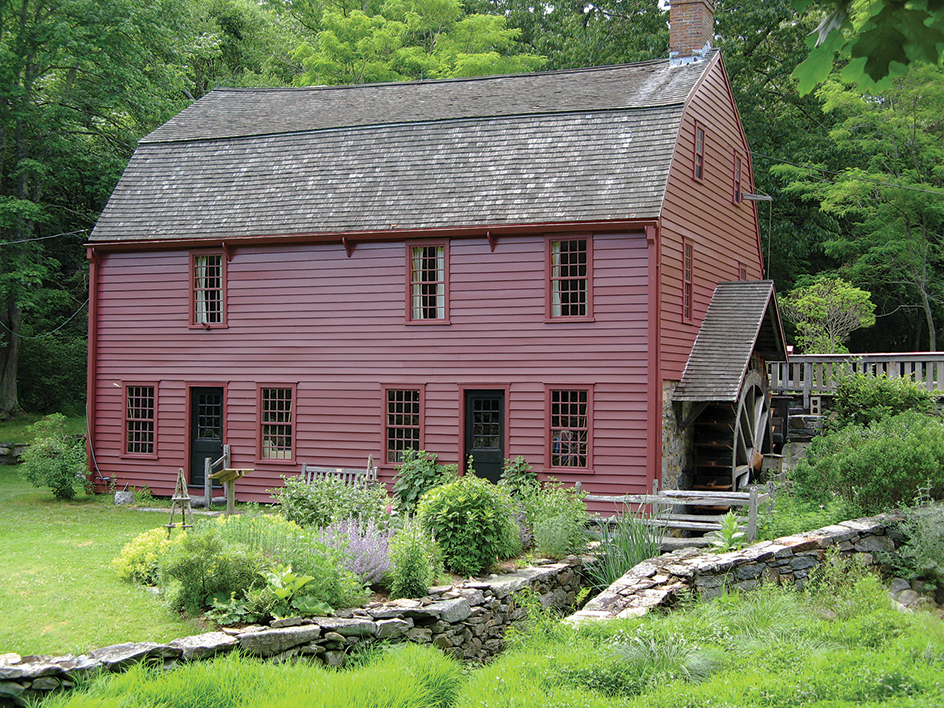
left=318, top=518, right=394, bottom=586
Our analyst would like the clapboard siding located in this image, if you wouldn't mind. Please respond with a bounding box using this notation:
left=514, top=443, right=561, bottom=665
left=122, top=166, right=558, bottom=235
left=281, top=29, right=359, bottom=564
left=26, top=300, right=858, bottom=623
left=90, top=232, right=652, bottom=502
left=659, top=54, right=764, bottom=382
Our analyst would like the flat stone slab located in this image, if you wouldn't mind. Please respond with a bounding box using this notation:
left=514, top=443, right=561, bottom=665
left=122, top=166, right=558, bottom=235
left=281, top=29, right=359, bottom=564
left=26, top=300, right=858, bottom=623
left=237, top=625, right=322, bottom=657
left=89, top=643, right=180, bottom=671
left=169, top=632, right=238, bottom=661
left=314, top=617, right=378, bottom=637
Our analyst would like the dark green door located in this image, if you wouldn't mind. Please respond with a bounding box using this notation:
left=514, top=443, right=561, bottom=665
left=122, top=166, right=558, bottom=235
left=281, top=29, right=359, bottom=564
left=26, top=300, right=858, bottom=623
left=190, top=387, right=223, bottom=487
left=465, top=390, right=505, bottom=482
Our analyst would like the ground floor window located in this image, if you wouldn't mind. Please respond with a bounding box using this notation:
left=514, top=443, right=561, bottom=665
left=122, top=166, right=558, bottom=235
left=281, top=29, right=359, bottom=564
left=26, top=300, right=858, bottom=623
left=549, top=388, right=589, bottom=469
left=260, top=387, right=293, bottom=460
left=385, top=388, right=422, bottom=463
left=125, top=384, right=156, bottom=456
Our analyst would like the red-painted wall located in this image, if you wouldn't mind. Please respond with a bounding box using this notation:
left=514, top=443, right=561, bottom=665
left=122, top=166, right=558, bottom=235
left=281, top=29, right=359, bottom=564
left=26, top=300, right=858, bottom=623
left=659, top=54, right=764, bottom=382
left=89, top=231, right=652, bottom=504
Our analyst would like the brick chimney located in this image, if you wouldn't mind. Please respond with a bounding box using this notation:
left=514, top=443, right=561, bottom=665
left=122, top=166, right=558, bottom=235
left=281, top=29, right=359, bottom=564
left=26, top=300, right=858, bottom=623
left=669, top=0, right=716, bottom=65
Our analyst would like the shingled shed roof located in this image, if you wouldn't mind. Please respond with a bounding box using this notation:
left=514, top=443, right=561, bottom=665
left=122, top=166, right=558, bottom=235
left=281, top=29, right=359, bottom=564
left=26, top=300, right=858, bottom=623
left=672, top=281, right=788, bottom=403
left=90, top=56, right=716, bottom=243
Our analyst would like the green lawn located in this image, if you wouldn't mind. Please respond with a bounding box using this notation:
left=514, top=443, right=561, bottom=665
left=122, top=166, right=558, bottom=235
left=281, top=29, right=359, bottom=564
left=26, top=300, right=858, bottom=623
left=0, top=413, right=86, bottom=444
left=0, top=464, right=205, bottom=656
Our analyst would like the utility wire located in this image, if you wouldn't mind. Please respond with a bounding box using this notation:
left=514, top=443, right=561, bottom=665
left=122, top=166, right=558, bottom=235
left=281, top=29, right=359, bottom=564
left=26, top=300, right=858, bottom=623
left=750, top=151, right=944, bottom=197
left=0, top=229, right=89, bottom=247
left=0, top=298, right=89, bottom=339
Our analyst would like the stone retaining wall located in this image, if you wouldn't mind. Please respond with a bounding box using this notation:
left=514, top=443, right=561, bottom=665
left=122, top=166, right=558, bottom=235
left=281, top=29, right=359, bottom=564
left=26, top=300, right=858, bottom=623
left=0, top=559, right=581, bottom=707
left=568, top=513, right=902, bottom=623
left=0, top=443, right=25, bottom=466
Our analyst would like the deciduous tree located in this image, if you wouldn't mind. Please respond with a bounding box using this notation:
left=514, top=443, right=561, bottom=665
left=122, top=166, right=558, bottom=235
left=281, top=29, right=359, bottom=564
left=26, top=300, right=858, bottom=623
left=780, top=276, right=876, bottom=353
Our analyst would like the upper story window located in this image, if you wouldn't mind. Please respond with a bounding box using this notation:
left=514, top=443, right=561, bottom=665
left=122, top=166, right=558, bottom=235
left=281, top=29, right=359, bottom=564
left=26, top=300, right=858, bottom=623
left=733, top=155, right=743, bottom=203
left=408, top=243, right=449, bottom=323
left=191, top=251, right=226, bottom=328
left=384, top=387, right=423, bottom=463
left=260, top=386, right=294, bottom=461
left=683, top=240, right=694, bottom=322
left=124, top=384, right=156, bottom=457
left=694, top=124, right=705, bottom=180
left=548, top=237, right=592, bottom=320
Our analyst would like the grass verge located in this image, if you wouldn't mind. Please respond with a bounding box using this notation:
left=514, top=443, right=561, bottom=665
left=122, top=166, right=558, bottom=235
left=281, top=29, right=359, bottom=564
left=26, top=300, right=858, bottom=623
left=0, top=413, right=86, bottom=444
left=0, top=464, right=205, bottom=656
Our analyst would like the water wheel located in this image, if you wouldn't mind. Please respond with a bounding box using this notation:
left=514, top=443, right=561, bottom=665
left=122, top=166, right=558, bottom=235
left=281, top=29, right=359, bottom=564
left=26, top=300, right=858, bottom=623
left=691, top=369, right=771, bottom=492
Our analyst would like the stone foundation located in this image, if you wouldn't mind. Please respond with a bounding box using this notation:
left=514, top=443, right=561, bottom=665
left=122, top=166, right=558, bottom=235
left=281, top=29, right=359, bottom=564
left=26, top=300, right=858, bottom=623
left=661, top=381, right=692, bottom=491
left=0, top=559, right=582, bottom=707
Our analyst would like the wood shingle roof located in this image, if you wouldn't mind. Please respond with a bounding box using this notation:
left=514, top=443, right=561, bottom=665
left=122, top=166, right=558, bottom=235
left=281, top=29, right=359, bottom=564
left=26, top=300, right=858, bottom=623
left=672, top=281, right=788, bottom=403
left=90, top=56, right=716, bottom=243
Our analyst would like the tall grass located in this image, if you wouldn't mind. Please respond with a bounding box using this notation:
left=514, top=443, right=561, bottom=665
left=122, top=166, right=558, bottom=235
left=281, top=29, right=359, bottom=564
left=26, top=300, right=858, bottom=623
left=584, top=507, right=665, bottom=589
left=42, top=644, right=462, bottom=708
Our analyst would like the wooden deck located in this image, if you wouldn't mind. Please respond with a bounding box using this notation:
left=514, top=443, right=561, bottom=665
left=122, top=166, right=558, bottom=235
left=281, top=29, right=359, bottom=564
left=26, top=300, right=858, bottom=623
left=769, top=353, right=944, bottom=407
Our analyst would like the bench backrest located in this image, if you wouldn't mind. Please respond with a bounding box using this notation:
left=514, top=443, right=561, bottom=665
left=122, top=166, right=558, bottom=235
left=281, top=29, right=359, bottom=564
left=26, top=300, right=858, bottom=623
left=302, top=462, right=379, bottom=487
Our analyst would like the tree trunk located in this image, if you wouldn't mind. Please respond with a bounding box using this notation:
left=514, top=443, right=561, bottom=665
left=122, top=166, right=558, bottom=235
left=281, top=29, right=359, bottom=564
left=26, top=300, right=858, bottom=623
left=0, top=295, right=22, bottom=419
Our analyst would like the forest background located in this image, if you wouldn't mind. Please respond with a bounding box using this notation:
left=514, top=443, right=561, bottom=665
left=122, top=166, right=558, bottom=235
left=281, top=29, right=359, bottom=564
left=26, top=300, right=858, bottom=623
left=1, top=0, right=943, bottom=419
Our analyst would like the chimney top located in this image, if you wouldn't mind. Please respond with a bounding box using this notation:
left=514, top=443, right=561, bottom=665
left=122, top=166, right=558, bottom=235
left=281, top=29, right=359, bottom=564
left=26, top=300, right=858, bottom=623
left=669, top=0, right=716, bottom=66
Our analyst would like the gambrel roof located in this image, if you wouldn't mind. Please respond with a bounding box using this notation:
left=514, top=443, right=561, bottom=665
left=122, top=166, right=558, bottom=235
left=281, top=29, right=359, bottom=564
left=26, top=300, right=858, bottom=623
left=90, top=55, right=717, bottom=243
left=672, top=281, right=788, bottom=403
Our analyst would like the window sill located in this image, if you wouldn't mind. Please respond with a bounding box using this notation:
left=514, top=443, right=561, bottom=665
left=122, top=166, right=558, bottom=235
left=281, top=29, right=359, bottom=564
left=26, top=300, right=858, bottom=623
left=406, top=319, right=452, bottom=326
left=189, top=323, right=229, bottom=330
left=544, top=316, right=595, bottom=324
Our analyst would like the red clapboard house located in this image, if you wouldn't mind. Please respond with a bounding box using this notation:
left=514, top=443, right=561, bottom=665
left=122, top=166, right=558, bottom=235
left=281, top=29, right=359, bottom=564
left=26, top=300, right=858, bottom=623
left=86, top=0, right=786, bottom=506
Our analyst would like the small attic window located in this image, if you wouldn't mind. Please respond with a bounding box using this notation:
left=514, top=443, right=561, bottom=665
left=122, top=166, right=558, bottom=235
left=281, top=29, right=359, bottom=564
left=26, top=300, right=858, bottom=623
left=733, top=155, right=742, bottom=203
left=694, top=124, right=705, bottom=180
left=191, top=251, right=226, bottom=328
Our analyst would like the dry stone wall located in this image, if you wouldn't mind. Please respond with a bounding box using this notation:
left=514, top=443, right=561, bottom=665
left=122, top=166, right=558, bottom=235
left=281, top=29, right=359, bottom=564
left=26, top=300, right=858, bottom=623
left=568, top=513, right=902, bottom=622
left=0, top=559, right=581, bottom=707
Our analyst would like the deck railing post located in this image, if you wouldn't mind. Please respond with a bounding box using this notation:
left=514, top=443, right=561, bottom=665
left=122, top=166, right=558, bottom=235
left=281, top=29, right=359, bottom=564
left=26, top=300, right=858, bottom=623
left=747, top=487, right=758, bottom=542
left=204, top=458, right=212, bottom=510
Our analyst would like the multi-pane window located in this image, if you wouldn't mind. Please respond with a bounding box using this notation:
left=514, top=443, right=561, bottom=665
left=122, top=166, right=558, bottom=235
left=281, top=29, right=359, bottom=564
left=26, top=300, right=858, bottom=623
left=694, top=125, right=705, bottom=180
left=409, top=245, right=447, bottom=321
left=260, top=388, right=293, bottom=460
left=683, top=241, right=694, bottom=321
left=549, top=238, right=589, bottom=318
left=733, top=155, right=742, bottom=203
left=125, top=385, right=155, bottom=455
left=192, top=253, right=225, bottom=326
left=549, top=389, right=588, bottom=469
left=386, top=389, right=421, bottom=463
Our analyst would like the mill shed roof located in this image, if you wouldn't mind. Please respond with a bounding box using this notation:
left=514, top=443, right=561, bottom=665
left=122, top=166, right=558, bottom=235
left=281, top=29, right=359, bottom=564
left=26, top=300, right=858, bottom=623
left=90, top=55, right=716, bottom=243
left=672, top=281, right=788, bottom=403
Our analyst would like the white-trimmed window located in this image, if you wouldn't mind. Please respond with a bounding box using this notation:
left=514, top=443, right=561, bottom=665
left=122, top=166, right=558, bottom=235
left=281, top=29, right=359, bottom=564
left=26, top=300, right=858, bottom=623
left=694, top=124, right=705, bottom=180
left=260, top=387, right=294, bottom=460
left=683, top=240, right=694, bottom=322
left=408, top=243, right=448, bottom=322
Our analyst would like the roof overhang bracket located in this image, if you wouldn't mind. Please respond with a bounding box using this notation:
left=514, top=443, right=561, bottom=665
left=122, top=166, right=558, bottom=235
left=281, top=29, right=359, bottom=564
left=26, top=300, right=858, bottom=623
left=222, top=242, right=234, bottom=262
left=680, top=401, right=710, bottom=430
left=486, top=231, right=497, bottom=252
left=343, top=237, right=356, bottom=258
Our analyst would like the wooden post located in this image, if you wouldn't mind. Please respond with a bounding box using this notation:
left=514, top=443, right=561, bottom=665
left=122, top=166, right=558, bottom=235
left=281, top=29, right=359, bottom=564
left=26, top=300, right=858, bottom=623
left=747, top=487, right=758, bottom=542
left=204, top=457, right=212, bottom=510
left=226, top=480, right=236, bottom=516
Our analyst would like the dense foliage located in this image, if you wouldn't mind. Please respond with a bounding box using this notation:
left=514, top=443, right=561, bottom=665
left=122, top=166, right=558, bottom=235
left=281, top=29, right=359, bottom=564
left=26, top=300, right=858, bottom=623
left=791, top=411, right=944, bottom=515
left=17, top=413, right=88, bottom=499
left=274, top=474, right=392, bottom=529
left=831, top=372, right=938, bottom=429
left=393, top=449, right=459, bottom=515
left=417, top=474, right=521, bottom=576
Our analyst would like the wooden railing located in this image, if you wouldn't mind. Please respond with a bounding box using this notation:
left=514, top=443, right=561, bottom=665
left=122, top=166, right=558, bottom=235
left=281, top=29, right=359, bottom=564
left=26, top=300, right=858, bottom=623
left=768, top=353, right=944, bottom=406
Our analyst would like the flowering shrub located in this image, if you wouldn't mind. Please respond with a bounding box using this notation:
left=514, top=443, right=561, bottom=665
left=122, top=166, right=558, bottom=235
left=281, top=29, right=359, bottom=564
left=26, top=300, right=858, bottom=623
left=112, top=527, right=182, bottom=585
left=389, top=520, right=443, bottom=599
left=319, top=517, right=394, bottom=586
left=274, top=475, right=392, bottom=529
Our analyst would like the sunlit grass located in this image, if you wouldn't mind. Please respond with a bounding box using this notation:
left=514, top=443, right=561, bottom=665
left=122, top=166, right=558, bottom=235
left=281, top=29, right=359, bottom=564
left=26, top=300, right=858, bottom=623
left=0, top=413, right=86, bottom=444
left=0, top=465, right=204, bottom=655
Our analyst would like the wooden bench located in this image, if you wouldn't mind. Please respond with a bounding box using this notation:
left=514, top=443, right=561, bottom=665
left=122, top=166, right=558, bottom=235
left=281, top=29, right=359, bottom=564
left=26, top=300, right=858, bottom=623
left=301, top=455, right=379, bottom=487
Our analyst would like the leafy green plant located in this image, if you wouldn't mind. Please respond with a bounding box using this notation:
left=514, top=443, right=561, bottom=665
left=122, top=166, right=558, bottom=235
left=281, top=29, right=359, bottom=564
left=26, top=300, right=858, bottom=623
left=388, top=519, right=443, bottom=599
left=791, top=411, right=944, bottom=514
left=161, top=525, right=268, bottom=615
left=273, top=474, right=392, bottom=529
left=893, top=491, right=944, bottom=591
left=18, top=413, right=88, bottom=500
left=585, top=507, right=664, bottom=589
left=499, top=455, right=539, bottom=499
left=112, top=527, right=181, bottom=585
left=521, top=481, right=589, bottom=559
left=133, top=485, right=154, bottom=506
left=255, top=564, right=333, bottom=618
left=831, top=372, right=937, bottom=430
left=417, top=474, right=519, bottom=576
left=392, top=449, right=459, bottom=515
left=708, top=511, right=746, bottom=553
